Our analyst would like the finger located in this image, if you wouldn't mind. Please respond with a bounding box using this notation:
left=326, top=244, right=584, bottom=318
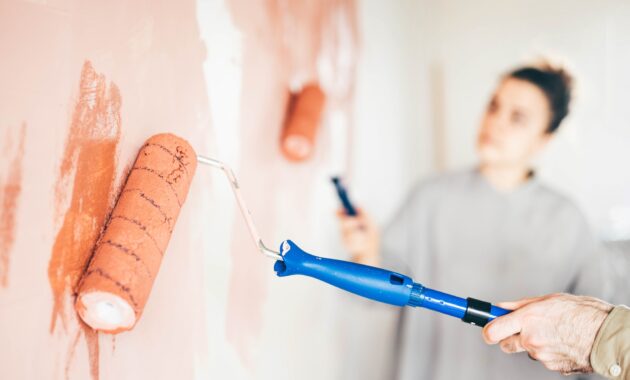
left=338, top=213, right=368, bottom=229
left=338, top=206, right=366, bottom=217
left=495, top=295, right=545, bottom=310
left=340, top=218, right=364, bottom=230
left=482, top=312, right=523, bottom=344
left=352, top=208, right=373, bottom=225
left=499, top=335, right=525, bottom=354
left=341, top=226, right=366, bottom=240
left=352, top=254, right=378, bottom=266
left=542, top=358, right=574, bottom=373
left=337, top=210, right=361, bottom=221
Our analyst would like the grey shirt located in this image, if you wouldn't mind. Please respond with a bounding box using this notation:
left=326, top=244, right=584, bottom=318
left=382, top=169, right=595, bottom=380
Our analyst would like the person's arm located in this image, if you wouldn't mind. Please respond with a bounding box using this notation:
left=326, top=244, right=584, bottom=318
left=337, top=208, right=381, bottom=266
left=482, top=293, right=630, bottom=378
left=591, top=305, right=630, bottom=379
left=336, top=186, right=425, bottom=274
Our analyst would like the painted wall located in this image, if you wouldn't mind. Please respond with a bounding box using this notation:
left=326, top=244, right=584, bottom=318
left=0, top=1, right=212, bottom=378
left=0, top=0, right=418, bottom=379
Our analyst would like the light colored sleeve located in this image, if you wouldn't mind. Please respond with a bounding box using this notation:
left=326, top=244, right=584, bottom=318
left=380, top=181, right=432, bottom=278
left=380, top=199, right=414, bottom=275
left=593, top=241, right=630, bottom=306
left=590, top=305, right=630, bottom=379
left=563, top=204, right=604, bottom=297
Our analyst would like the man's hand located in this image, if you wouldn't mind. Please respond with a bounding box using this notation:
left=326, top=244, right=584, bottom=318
left=482, top=293, right=613, bottom=375
left=337, top=208, right=380, bottom=266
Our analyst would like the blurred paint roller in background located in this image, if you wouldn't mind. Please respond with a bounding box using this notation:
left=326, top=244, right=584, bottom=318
left=76, top=132, right=509, bottom=334
left=280, top=83, right=326, bottom=162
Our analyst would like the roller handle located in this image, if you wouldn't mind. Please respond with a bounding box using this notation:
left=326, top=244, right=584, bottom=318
left=274, top=240, right=510, bottom=327
left=331, top=177, right=358, bottom=216
left=275, top=240, right=414, bottom=306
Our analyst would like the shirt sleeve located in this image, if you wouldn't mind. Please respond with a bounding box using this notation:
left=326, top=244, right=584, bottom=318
left=380, top=181, right=431, bottom=277
left=563, top=203, right=604, bottom=297
left=380, top=199, right=414, bottom=275
left=590, top=305, right=630, bottom=379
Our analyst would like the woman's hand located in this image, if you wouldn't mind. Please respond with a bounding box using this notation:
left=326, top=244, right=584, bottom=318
left=336, top=208, right=381, bottom=266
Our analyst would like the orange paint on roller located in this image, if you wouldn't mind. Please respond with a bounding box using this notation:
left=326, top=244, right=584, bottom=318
left=280, top=84, right=326, bottom=162
left=75, top=133, right=197, bottom=333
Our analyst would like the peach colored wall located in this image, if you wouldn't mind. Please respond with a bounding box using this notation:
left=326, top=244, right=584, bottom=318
left=0, top=1, right=210, bottom=378
left=0, top=0, right=360, bottom=379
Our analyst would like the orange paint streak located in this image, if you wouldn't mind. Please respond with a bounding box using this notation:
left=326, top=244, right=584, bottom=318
left=63, top=324, right=100, bottom=380
left=48, top=61, right=121, bottom=380
left=0, top=123, right=26, bottom=288
left=83, top=324, right=100, bottom=380
left=64, top=330, right=82, bottom=380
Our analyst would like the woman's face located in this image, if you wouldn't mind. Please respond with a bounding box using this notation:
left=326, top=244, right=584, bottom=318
left=477, top=78, right=552, bottom=169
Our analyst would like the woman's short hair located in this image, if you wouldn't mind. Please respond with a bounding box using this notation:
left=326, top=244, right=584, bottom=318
left=507, top=63, right=574, bottom=134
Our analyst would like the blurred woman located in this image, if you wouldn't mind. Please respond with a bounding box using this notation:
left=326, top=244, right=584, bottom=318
left=337, top=64, right=596, bottom=379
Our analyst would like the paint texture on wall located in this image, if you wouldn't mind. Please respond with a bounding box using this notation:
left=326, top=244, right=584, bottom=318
left=1, top=0, right=363, bottom=378
left=0, top=123, right=26, bottom=288
left=0, top=0, right=210, bottom=379
left=48, top=60, right=121, bottom=380
left=50, top=60, right=121, bottom=335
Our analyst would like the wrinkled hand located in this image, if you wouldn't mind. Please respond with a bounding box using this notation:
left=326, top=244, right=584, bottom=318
left=336, top=208, right=380, bottom=266
left=483, top=293, right=613, bottom=375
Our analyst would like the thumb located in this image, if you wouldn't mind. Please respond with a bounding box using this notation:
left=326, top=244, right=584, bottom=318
left=482, top=311, right=523, bottom=345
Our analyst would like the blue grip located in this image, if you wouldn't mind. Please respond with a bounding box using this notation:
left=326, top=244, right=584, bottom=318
left=274, top=240, right=413, bottom=306
left=274, top=240, right=511, bottom=326
left=409, top=285, right=468, bottom=318
left=408, top=284, right=511, bottom=323
left=331, top=177, right=358, bottom=216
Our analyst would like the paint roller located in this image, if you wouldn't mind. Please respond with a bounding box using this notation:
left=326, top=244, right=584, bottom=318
left=280, top=83, right=325, bottom=162
left=75, top=134, right=197, bottom=333
left=75, top=133, right=509, bottom=334
left=74, top=133, right=279, bottom=333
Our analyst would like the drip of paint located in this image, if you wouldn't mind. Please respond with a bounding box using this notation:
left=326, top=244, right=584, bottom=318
left=0, top=123, right=26, bottom=288
left=48, top=61, right=121, bottom=380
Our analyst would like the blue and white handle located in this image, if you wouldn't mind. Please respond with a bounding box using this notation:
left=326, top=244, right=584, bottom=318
left=274, top=240, right=510, bottom=326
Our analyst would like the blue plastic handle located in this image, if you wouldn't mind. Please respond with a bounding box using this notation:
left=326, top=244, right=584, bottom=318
left=331, top=177, right=358, bottom=216
left=274, top=240, right=511, bottom=326
left=274, top=240, right=414, bottom=306
left=408, top=284, right=511, bottom=324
